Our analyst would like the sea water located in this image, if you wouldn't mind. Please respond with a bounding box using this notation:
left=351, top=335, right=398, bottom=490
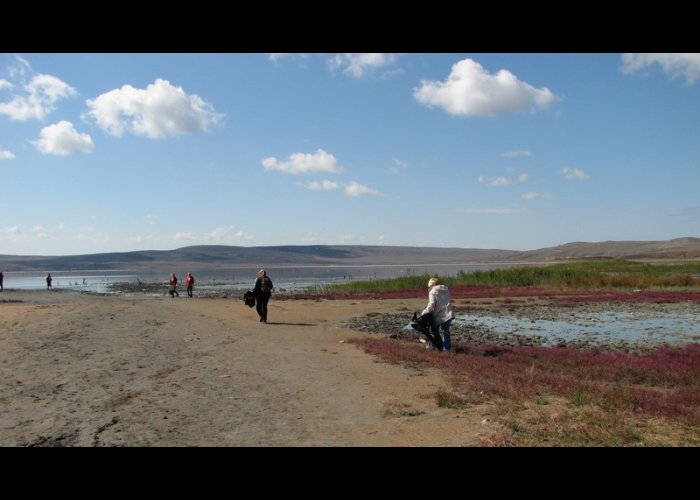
left=1, top=262, right=521, bottom=293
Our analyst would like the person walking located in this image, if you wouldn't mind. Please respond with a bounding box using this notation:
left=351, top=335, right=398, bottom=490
left=421, top=277, right=455, bottom=351
left=185, top=272, right=195, bottom=298
left=0, top=270, right=3, bottom=292
left=253, top=269, right=273, bottom=323
left=169, top=273, right=179, bottom=298
left=46, top=273, right=53, bottom=290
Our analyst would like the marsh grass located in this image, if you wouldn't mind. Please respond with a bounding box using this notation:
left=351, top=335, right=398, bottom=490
left=312, top=260, right=700, bottom=294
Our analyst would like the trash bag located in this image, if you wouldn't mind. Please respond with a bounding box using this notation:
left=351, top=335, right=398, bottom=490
left=243, top=290, right=256, bottom=308
left=410, top=311, right=443, bottom=350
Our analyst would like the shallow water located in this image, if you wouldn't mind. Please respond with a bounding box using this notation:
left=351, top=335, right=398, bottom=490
left=453, top=311, right=700, bottom=346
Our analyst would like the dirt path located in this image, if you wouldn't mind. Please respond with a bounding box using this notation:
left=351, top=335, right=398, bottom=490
left=0, top=291, right=494, bottom=446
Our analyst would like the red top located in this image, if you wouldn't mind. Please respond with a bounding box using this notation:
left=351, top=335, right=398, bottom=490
left=186, top=275, right=194, bottom=286
left=170, top=276, right=177, bottom=286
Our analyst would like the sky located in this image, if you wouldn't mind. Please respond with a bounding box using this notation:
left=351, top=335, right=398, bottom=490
left=1, top=52, right=699, bottom=256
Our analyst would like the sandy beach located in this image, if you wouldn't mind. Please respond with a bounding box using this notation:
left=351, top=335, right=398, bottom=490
left=0, top=289, right=495, bottom=446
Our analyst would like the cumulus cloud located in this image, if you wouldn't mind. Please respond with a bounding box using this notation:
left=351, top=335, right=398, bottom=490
left=517, top=173, right=529, bottom=182
left=621, top=53, right=700, bottom=84
left=31, top=120, right=94, bottom=156
left=561, top=167, right=589, bottom=182
left=502, top=150, right=533, bottom=158
left=0, top=72, right=77, bottom=121
left=414, top=58, right=558, bottom=116
left=146, top=214, right=158, bottom=226
left=344, top=181, right=382, bottom=197
left=85, top=78, right=223, bottom=139
left=0, top=147, right=15, bottom=160
left=521, top=191, right=553, bottom=201
left=0, top=79, right=12, bottom=90
left=262, top=149, right=344, bottom=175
left=478, top=175, right=511, bottom=187
left=329, top=53, right=398, bottom=78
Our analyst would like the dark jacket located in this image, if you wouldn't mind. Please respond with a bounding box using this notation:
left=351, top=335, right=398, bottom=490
left=254, top=275, right=273, bottom=296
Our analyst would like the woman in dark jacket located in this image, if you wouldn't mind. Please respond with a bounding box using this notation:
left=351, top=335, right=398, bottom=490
left=253, top=269, right=273, bottom=323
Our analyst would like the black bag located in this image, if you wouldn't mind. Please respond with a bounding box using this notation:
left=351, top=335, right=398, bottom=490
left=410, top=311, right=443, bottom=350
left=243, top=290, right=256, bottom=308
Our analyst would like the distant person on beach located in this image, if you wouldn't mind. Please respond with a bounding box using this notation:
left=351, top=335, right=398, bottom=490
left=0, top=270, right=3, bottom=291
left=46, top=273, right=53, bottom=290
left=421, top=277, right=455, bottom=352
left=169, top=273, right=179, bottom=298
left=253, top=269, right=273, bottom=323
left=185, top=272, right=195, bottom=298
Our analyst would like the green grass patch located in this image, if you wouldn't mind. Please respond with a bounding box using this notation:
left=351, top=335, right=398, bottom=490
left=311, top=260, right=700, bottom=293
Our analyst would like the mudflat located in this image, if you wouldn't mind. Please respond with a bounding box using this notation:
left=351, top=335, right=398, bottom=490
left=0, top=290, right=493, bottom=446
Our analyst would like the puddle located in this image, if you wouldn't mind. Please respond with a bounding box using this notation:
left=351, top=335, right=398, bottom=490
left=454, top=311, right=700, bottom=347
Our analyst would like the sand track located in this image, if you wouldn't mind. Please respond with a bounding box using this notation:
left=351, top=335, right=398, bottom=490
left=0, top=291, right=492, bottom=446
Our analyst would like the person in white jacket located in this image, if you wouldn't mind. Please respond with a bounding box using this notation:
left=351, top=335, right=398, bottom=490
left=421, top=277, right=455, bottom=351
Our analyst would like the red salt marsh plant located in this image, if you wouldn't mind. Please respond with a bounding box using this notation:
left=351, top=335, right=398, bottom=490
left=350, top=338, right=700, bottom=445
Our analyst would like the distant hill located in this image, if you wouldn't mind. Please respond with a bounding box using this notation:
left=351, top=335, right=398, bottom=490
left=507, top=237, right=700, bottom=262
left=1, top=238, right=698, bottom=272
left=0, top=245, right=517, bottom=272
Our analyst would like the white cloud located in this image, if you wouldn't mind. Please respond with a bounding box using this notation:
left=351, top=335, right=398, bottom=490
left=0, top=73, right=77, bottom=121
left=502, top=150, right=533, bottom=158
left=301, top=180, right=339, bottom=191
left=478, top=175, right=511, bottom=187
left=414, top=58, right=558, bottom=117
left=455, top=208, right=525, bottom=214
left=262, top=149, right=344, bottom=175
left=521, top=191, right=553, bottom=201
left=344, top=181, right=382, bottom=197
left=388, top=158, right=408, bottom=175
left=204, top=225, right=253, bottom=244
left=146, top=214, right=159, bottom=226
left=329, top=53, right=398, bottom=78
left=621, top=53, right=700, bottom=84
left=299, top=179, right=381, bottom=196
left=8, top=56, right=31, bottom=80
left=0, top=147, right=15, bottom=160
left=561, top=167, right=589, bottom=182
left=85, top=78, right=223, bottom=139
left=0, top=226, right=20, bottom=235
left=31, top=120, right=94, bottom=156
left=0, top=79, right=12, bottom=90
left=517, top=173, right=529, bottom=183
left=129, top=226, right=253, bottom=248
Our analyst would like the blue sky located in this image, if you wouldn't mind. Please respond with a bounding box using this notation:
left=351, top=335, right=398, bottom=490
left=1, top=53, right=699, bottom=256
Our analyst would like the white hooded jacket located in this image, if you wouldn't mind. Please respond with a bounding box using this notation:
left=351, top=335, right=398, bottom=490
left=421, top=284, right=455, bottom=326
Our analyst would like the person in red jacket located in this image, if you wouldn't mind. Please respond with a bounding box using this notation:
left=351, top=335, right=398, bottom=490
left=169, top=273, right=179, bottom=297
left=185, top=272, right=195, bottom=298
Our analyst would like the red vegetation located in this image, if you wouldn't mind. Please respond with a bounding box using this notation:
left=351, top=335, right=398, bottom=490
left=286, top=285, right=700, bottom=305
left=350, top=338, right=700, bottom=425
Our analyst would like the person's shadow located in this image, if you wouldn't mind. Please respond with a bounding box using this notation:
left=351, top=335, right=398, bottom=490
left=265, top=322, right=316, bottom=326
